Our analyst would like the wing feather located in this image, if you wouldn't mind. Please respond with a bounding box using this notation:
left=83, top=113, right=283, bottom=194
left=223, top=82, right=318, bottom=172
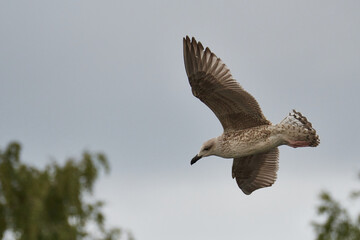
left=232, top=148, right=279, bottom=195
left=183, top=36, right=270, bottom=131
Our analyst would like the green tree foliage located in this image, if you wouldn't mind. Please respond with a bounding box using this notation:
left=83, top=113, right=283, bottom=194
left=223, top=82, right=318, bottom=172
left=0, top=142, right=132, bottom=240
left=312, top=177, right=360, bottom=240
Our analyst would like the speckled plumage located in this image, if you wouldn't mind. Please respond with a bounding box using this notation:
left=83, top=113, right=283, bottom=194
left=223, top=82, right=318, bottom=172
left=183, top=36, right=320, bottom=195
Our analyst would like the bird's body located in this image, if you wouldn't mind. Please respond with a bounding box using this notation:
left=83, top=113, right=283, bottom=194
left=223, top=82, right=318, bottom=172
left=183, top=36, right=319, bottom=194
left=216, top=125, right=283, bottom=158
left=198, top=111, right=318, bottom=160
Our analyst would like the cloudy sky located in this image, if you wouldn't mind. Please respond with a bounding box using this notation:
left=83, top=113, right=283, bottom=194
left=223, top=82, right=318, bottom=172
left=1, top=1, right=360, bottom=239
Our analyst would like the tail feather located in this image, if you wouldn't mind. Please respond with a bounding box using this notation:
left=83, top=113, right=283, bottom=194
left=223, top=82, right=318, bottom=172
left=280, top=110, right=320, bottom=147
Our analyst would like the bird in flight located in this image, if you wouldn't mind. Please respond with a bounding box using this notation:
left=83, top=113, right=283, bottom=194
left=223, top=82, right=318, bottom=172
left=183, top=36, right=319, bottom=195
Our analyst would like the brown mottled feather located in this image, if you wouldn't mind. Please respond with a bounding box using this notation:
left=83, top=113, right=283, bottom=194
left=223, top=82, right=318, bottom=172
left=232, top=148, right=279, bottom=195
left=183, top=36, right=270, bottom=131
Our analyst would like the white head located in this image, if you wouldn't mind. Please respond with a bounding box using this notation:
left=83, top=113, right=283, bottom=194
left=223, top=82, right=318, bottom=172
left=191, top=138, right=218, bottom=165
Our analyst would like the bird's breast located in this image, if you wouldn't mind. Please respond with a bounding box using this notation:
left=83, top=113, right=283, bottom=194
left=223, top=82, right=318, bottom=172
left=217, top=125, right=284, bottom=158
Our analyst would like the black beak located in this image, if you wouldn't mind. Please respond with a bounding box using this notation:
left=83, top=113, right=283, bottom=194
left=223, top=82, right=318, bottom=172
left=191, top=155, right=202, bottom=165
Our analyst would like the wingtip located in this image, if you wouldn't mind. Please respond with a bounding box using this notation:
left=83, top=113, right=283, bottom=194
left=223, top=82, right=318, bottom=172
left=183, top=36, right=193, bottom=50
left=183, top=36, right=199, bottom=44
left=184, top=35, right=191, bottom=42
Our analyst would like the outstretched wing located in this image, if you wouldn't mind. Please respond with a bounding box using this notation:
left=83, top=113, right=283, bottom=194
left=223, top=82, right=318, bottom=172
left=183, top=36, right=270, bottom=131
left=232, top=148, right=279, bottom=195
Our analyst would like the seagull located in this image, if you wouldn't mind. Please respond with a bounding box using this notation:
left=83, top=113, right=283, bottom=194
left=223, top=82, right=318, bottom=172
left=183, top=36, right=319, bottom=195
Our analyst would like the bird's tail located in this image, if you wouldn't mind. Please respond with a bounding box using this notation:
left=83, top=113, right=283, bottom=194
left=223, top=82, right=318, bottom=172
left=279, top=110, right=320, bottom=147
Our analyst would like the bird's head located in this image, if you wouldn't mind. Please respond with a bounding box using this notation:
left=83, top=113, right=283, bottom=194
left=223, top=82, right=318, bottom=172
left=191, top=138, right=218, bottom=165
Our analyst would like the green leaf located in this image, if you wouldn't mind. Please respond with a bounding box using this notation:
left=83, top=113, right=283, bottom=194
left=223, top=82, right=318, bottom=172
left=0, top=141, right=131, bottom=240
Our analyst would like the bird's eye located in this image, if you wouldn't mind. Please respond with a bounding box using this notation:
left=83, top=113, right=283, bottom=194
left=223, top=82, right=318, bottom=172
left=204, top=146, right=211, bottom=151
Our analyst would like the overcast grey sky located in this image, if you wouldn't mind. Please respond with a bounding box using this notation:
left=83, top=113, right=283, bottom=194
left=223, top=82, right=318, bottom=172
left=1, top=1, right=360, bottom=239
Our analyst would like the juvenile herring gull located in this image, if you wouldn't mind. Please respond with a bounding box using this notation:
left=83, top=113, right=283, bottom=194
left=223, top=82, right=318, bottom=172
left=183, top=36, right=320, bottom=195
